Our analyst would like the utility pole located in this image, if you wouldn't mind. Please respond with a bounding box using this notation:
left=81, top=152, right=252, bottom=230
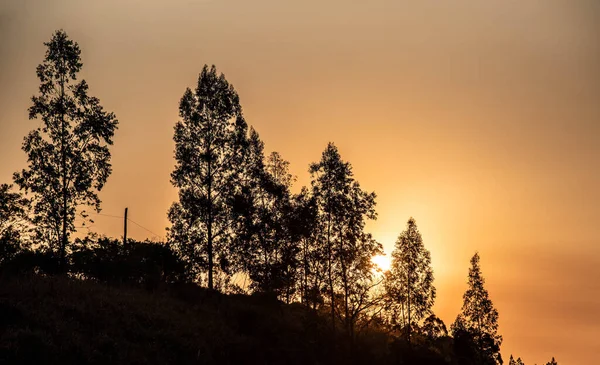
left=123, top=207, right=128, bottom=246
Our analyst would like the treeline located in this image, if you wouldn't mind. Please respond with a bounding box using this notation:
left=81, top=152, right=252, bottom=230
left=0, top=30, right=559, bottom=365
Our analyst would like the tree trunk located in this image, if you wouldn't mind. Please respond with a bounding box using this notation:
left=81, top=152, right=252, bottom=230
left=59, top=57, right=68, bottom=273
left=327, top=211, right=335, bottom=331
left=207, top=146, right=214, bottom=291
left=407, top=274, right=411, bottom=346
left=339, top=231, right=350, bottom=337
left=302, top=238, right=308, bottom=305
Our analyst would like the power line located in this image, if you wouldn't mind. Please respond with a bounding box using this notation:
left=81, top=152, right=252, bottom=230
left=126, top=218, right=164, bottom=241
left=88, top=211, right=164, bottom=241
left=92, top=212, right=123, bottom=219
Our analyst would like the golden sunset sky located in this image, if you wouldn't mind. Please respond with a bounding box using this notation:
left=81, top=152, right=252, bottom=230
left=0, top=1, right=598, bottom=363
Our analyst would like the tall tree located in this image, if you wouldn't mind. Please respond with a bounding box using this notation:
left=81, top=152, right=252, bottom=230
left=334, top=181, right=382, bottom=339
left=452, top=252, right=503, bottom=365
left=168, top=65, right=248, bottom=290
left=231, top=129, right=297, bottom=299
left=263, top=151, right=298, bottom=302
left=545, top=357, right=558, bottom=365
left=309, top=142, right=382, bottom=337
left=384, top=217, right=435, bottom=345
left=291, top=186, right=321, bottom=308
left=310, top=143, right=349, bottom=327
left=13, top=30, right=118, bottom=268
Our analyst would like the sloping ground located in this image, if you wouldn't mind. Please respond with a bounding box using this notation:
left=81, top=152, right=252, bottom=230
left=0, top=274, right=389, bottom=365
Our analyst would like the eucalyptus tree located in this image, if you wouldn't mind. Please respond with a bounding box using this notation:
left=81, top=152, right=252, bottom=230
left=384, top=217, right=435, bottom=345
left=230, top=129, right=298, bottom=299
left=168, top=65, right=248, bottom=290
left=309, top=142, right=382, bottom=337
left=452, top=252, right=503, bottom=365
left=14, top=30, right=118, bottom=268
left=290, top=187, right=321, bottom=307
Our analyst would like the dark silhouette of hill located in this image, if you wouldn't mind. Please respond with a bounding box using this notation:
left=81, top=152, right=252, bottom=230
left=0, top=273, right=397, bottom=365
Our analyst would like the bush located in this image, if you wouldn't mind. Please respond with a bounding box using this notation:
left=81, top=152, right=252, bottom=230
left=70, top=237, right=190, bottom=289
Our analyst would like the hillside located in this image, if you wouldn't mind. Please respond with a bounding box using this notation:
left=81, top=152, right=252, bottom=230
left=0, top=274, right=398, bottom=365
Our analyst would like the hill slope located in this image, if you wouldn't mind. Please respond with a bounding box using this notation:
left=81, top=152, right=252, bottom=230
left=0, top=274, right=391, bottom=365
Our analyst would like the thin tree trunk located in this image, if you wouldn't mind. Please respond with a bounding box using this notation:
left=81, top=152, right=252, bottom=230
left=207, top=144, right=214, bottom=290
left=302, top=238, right=308, bottom=305
left=327, top=208, right=335, bottom=331
left=324, top=170, right=336, bottom=331
left=407, top=270, right=412, bottom=346
left=59, top=55, right=68, bottom=272
left=339, top=230, right=350, bottom=337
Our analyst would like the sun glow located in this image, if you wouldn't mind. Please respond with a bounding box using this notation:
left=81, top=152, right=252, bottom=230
left=372, top=254, right=391, bottom=272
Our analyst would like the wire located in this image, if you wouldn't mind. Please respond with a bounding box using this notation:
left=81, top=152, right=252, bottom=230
left=86, top=211, right=165, bottom=241
left=126, top=218, right=164, bottom=241
left=92, top=212, right=123, bottom=219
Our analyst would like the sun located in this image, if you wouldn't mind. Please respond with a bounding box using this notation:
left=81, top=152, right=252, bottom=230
left=372, top=254, right=391, bottom=272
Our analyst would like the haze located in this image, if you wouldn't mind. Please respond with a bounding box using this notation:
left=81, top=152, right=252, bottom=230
left=0, top=1, right=598, bottom=363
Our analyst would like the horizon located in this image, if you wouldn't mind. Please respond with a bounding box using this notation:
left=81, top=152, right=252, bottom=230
left=1, top=1, right=599, bottom=364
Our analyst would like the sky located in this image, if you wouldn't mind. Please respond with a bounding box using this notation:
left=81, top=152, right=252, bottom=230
left=1, top=0, right=599, bottom=363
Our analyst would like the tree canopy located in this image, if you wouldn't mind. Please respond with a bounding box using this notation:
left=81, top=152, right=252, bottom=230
left=168, top=65, right=249, bottom=290
left=452, top=252, right=503, bottom=365
left=384, top=217, right=436, bottom=344
left=13, top=30, right=118, bottom=268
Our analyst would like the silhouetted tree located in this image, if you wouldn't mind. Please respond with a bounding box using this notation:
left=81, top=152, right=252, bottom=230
left=264, top=151, right=299, bottom=302
left=545, top=357, right=558, bottom=365
left=0, top=184, right=30, bottom=264
left=13, top=30, right=118, bottom=269
left=310, top=143, right=348, bottom=327
left=266, top=151, right=295, bottom=188
left=509, top=355, right=525, bottom=365
left=70, top=236, right=189, bottom=288
left=309, top=142, right=382, bottom=337
left=334, top=194, right=382, bottom=339
left=452, top=252, right=502, bottom=365
left=168, top=65, right=248, bottom=290
left=384, top=218, right=435, bottom=345
left=232, top=129, right=298, bottom=300
left=291, top=187, right=321, bottom=308
left=422, top=314, right=448, bottom=341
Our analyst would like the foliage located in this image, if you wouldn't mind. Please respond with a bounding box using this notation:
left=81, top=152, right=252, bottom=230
left=384, top=217, right=436, bottom=344
left=451, top=252, right=503, bottom=365
left=308, top=142, right=383, bottom=337
left=291, top=187, right=321, bottom=308
left=69, top=237, right=190, bottom=288
left=422, top=314, right=448, bottom=341
left=231, top=131, right=298, bottom=300
left=168, top=65, right=248, bottom=290
left=0, top=184, right=30, bottom=264
left=0, top=249, right=60, bottom=276
left=509, top=355, right=526, bottom=365
left=13, top=30, right=118, bottom=268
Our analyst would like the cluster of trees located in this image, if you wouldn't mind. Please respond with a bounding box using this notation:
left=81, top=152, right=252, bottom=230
left=0, top=30, right=562, bottom=365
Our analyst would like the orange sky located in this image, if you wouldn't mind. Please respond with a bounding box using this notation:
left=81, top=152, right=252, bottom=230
left=1, top=1, right=599, bottom=363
